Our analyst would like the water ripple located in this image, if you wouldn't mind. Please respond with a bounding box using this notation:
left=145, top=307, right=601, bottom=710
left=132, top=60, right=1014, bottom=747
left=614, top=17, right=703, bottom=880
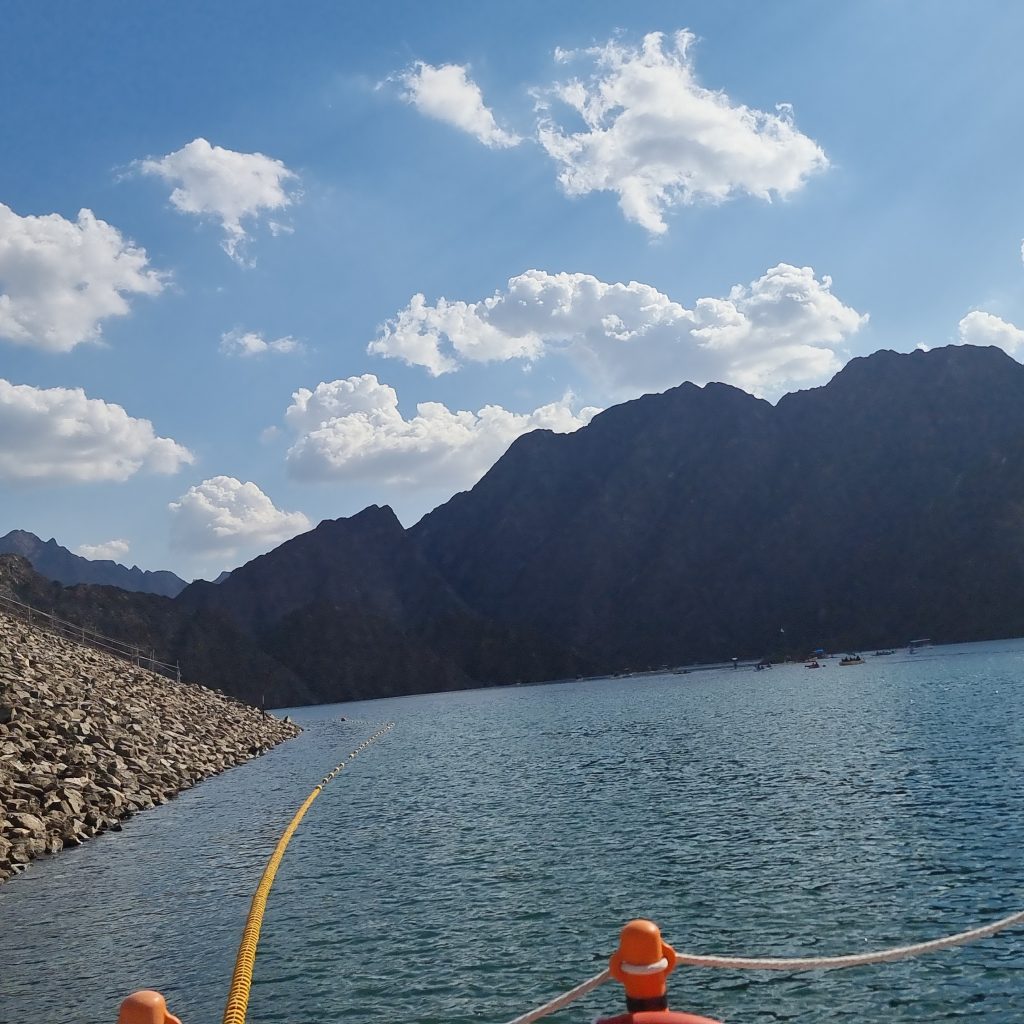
left=1, top=642, right=1023, bottom=1022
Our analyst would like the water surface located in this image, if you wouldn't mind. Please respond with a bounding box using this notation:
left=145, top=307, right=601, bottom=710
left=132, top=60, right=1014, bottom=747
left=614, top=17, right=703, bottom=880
left=2, top=642, right=1023, bottom=1022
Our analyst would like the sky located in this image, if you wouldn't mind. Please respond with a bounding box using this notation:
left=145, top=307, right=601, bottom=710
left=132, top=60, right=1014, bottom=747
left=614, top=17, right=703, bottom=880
left=3, top=1, right=1024, bottom=580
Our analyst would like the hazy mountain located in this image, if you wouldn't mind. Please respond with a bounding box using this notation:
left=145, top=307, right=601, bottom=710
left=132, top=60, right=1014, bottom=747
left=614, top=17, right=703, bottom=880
left=0, top=531, right=187, bottom=598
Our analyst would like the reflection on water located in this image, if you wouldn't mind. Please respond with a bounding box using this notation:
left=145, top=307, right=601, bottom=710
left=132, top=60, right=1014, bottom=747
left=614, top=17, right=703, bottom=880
left=2, top=641, right=1023, bottom=1023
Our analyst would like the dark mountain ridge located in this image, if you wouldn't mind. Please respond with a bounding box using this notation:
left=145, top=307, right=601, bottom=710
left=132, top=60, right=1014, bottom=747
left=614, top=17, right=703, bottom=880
left=413, top=344, right=1024, bottom=665
left=177, top=504, right=590, bottom=700
left=8, top=344, right=1023, bottom=705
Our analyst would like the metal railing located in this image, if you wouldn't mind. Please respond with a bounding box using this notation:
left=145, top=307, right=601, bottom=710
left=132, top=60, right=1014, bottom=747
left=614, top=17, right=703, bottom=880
left=0, top=591, right=181, bottom=683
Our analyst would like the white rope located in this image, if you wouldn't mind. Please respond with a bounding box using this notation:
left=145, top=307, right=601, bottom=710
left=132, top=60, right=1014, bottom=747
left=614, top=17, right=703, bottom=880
left=620, top=958, right=669, bottom=975
left=673, top=906, right=1024, bottom=971
left=500, top=906, right=1024, bottom=1024
left=503, top=969, right=609, bottom=1024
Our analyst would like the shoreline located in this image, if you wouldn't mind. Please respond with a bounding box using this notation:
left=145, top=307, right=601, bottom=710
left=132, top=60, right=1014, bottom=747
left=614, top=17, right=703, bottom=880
left=0, top=609, right=300, bottom=885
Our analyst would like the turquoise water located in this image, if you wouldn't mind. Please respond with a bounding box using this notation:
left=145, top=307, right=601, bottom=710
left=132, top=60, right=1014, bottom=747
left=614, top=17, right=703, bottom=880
left=2, top=642, right=1023, bottom=1023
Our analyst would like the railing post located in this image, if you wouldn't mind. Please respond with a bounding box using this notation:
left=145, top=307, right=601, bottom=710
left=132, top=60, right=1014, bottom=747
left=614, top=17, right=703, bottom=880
left=4, top=594, right=181, bottom=683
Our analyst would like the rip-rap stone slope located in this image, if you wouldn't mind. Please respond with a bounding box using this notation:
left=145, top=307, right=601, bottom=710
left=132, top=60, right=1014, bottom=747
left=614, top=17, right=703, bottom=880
left=0, top=609, right=299, bottom=883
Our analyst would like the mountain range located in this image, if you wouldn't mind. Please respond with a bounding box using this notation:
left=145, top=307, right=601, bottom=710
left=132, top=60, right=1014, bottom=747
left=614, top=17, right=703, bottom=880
left=4, top=344, right=1024, bottom=705
left=0, top=531, right=187, bottom=597
left=413, top=343, right=1024, bottom=665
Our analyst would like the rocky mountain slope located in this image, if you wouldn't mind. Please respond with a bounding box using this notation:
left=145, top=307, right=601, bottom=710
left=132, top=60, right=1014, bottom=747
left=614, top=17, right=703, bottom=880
left=176, top=505, right=590, bottom=701
left=0, top=531, right=186, bottom=597
left=0, top=608, right=298, bottom=883
left=413, top=345, right=1024, bottom=665
left=9, top=344, right=1024, bottom=705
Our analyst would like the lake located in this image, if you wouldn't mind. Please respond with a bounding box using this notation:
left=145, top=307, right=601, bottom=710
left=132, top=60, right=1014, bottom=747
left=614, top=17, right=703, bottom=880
left=1, top=641, right=1023, bottom=1023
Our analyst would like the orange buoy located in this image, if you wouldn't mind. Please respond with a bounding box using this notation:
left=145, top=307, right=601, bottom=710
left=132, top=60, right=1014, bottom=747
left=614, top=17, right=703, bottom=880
left=608, top=919, right=677, bottom=1012
left=117, top=990, right=183, bottom=1024
left=602, top=920, right=723, bottom=1024
left=597, top=1011, right=724, bottom=1024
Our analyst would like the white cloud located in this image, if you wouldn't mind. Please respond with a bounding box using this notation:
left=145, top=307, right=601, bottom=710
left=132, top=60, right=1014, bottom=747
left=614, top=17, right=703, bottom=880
left=368, top=291, right=544, bottom=375
left=169, top=476, right=311, bottom=557
left=77, top=539, right=130, bottom=562
left=397, top=62, right=520, bottom=148
left=137, top=138, right=299, bottom=265
left=220, top=328, right=302, bottom=357
left=285, top=373, right=401, bottom=433
left=536, top=30, right=828, bottom=234
left=957, top=310, right=1024, bottom=355
left=285, top=373, right=599, bottom=488
left=0, top=379, right=193, bottom=483
left=369, top=264, right=866, bottom=399
left=0, top=204, right=165, bottom=352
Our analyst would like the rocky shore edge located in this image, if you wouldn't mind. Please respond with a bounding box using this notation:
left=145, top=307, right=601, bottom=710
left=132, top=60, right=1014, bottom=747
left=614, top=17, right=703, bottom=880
left=0, top=609, right=300, bottom=884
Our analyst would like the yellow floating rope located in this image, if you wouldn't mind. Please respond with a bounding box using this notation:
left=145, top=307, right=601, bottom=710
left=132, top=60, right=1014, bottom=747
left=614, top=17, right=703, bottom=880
left=222, top=721, right=394, bottom=1024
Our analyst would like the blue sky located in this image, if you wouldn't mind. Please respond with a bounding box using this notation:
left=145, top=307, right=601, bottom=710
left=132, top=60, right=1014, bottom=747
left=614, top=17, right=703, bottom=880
left=2, top=1, right=1024, bottom=579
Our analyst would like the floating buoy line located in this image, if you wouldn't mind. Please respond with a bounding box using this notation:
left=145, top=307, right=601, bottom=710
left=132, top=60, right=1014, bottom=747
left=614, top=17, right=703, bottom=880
left=220, top=721, right=396, bottom=1024
left=114, top=719, right=1023, bottom=1024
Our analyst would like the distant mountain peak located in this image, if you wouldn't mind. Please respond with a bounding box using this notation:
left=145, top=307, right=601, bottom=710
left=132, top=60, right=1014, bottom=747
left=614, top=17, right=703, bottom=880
left=0, top=530, right=187, bottom=598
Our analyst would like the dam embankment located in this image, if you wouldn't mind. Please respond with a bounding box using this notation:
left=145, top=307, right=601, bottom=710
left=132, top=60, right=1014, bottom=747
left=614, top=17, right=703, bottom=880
left=0, top=609, right=299, bottom=883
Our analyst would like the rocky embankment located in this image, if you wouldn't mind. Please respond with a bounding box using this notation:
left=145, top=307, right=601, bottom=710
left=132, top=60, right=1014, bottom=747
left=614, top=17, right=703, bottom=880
left=0, top=609, right=299, bottom=883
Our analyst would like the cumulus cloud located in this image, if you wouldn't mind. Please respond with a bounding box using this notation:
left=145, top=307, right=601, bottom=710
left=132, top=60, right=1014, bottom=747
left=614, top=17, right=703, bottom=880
left=285, top=373, right=599, bottom=488
left=0, top=379, right=193, bottom=483
left=220, top=328, right=301, bottom=357
left=397, top=62, right=520, bottom=148
left=368, top=290, right=544, bottom=375
left=169, top=476, right=311, bottom=557
left=369, top=264, right=866, bottom=399
left=957, top=310, right=1024, bottom=355
left=536, top=30, right=828, bottom=234
left=137, top=138, right=299, bottom=264
left=77, top=539, right=131, bottom=562
left=0, top=204, right=165, bottom=352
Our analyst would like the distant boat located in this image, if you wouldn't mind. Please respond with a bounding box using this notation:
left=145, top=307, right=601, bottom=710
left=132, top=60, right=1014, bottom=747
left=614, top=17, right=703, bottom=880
left=804, top=660, right=822, bottom=669
left=840, top=654, right=865, bottom=666
left=873, top=649, right=896, bottom=656
left=907, top=638, right=932, bottom=653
